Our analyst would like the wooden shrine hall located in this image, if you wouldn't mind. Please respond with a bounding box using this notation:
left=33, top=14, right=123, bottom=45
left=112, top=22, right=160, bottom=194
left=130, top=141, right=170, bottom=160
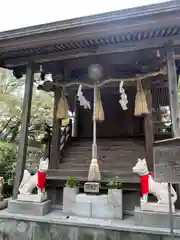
left=1, top=0, right=180, bottom=205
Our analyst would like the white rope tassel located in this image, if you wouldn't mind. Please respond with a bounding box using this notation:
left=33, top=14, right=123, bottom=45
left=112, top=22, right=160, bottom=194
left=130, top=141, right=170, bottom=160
left=88, top=85, right=101, bottom=182
left=119, top=81, right=128, bottom=110
left=77, top=84, right=91, bottom=109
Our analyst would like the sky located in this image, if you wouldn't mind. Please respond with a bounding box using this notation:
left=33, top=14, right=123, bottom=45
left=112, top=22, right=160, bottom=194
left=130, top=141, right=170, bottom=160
left=0, top=0, right=171, bottom=32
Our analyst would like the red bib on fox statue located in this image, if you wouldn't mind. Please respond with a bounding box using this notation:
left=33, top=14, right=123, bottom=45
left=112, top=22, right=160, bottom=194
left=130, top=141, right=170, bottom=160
left=140, top=172, right=152, bottom=196
left=37, top=170, right=47, bottom=189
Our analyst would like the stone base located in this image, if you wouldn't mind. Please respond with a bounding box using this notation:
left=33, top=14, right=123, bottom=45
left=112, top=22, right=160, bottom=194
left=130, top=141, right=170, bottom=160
left=84, top=182, right=100, bottom=193
left=71, top=193, right=122, bottom=219
left=140, top=200, right=175, bottom=213
left=135, top=206, right=180, bottom=228
left=8, top=199, right=52, bottom=216
left=0, top=199, right=8, bottom=210
left=63, top=187, right=78, bottom=213
left=17, top=192, right=47, bottom=202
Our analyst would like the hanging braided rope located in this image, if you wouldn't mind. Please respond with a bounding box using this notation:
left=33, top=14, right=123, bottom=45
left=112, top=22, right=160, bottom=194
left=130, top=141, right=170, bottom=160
left=88, top=84, right=101, bottom=182
left=93, top=85, right=97, bottom=148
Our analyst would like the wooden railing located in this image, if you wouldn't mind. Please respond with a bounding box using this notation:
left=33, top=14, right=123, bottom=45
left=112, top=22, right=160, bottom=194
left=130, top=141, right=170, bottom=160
left=59, top=120, right=72, bottom=156
left=42, top=120, right=72, bottom=159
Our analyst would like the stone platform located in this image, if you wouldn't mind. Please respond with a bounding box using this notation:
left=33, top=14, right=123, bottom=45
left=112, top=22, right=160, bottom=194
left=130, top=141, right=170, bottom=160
left=135, top=206, right=180, bottom=229
left=8, top=199, right=52, bottom=216
left=71, top=193, right=122, bottom=219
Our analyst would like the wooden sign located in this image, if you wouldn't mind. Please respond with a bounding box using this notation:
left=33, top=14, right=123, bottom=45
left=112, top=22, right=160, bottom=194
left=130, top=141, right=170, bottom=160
left=153, top=138, right=180, bottom=183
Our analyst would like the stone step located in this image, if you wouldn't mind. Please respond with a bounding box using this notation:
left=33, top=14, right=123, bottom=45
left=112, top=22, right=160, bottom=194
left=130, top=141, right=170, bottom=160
left=47, top=169, right=139, bottom=182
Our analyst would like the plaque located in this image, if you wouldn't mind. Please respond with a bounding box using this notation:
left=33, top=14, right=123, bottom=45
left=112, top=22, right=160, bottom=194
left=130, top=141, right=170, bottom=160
left=84, top=182, right=100, bottom=193
left=153, top=138, right=180, bottom=183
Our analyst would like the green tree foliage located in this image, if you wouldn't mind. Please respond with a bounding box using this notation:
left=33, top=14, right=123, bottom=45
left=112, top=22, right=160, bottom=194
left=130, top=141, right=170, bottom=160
left=0, top=68, right=54, bottom=181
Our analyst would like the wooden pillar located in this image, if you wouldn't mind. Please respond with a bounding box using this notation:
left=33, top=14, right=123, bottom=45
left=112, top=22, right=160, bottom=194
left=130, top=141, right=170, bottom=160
left=12, top=63, right=34, bottom=199
left=49, top=88, right=61, bottom=169
left=144, top=79, right=154, bottom=170
left=166, top=45, right=180, bottom=137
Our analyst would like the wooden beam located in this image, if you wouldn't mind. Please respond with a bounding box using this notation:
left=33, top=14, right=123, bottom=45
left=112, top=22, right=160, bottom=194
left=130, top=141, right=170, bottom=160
left=144, top=79, right=154, bottom=171
left=166, top=45, right=180, bottom=137
left=12, top=63, right=34, bottom=199
left=4, top=35, right=180, bottom=68
left=49, top=88, right=62, bottom=169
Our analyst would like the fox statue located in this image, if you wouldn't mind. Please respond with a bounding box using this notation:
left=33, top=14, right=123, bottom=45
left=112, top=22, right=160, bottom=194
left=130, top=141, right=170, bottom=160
left=133, top=158, right=177, bottom=205
left=19, top=157, right=49, bottom=195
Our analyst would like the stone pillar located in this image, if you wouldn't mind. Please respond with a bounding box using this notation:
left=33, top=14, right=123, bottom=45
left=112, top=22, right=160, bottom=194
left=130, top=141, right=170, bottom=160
left=12, top=63, right=34, bottom=199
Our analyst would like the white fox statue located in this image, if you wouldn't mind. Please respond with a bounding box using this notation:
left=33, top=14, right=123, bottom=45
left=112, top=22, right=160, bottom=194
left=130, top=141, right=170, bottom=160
left=19, top=157, right=49, bottom=195
left=133, top=158, right=177, bottom=206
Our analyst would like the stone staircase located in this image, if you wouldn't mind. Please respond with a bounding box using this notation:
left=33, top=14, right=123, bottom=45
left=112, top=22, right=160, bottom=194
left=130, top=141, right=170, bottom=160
left=47, top=138, right=146, bottom=183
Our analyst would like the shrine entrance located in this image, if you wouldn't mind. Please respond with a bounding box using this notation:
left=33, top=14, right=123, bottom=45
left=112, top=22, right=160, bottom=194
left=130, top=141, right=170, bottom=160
left=78, top=86, right=144, bottom=139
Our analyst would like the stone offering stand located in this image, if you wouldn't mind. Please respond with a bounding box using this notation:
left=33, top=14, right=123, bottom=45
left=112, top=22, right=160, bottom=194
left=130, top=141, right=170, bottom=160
left=63, top=186, right=123, bottom=219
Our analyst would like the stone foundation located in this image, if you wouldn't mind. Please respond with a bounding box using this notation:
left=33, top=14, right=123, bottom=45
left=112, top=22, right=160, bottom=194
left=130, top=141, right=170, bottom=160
left=0, top=216, right=178, bottom=240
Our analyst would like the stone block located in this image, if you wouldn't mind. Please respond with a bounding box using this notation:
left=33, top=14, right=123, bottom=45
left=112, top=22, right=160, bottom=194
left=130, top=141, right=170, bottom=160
left=72, top=193, right=122, bottom=219
left=91, top=202, right=110, bottom=219
left=107, top=189, right=123, bottom=219
left=72, top=201, right=91, bottom=217
left=76, top=194, right=107, bottom=204
left=91, top=203, right=122, bottom=219
left=8, top=199, right=52, bottom=216
left=109, top=205, right=123, bottom=219
left=108, top=189, right=122, bottom=206
left=63, top=187, right=78, bottom=213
